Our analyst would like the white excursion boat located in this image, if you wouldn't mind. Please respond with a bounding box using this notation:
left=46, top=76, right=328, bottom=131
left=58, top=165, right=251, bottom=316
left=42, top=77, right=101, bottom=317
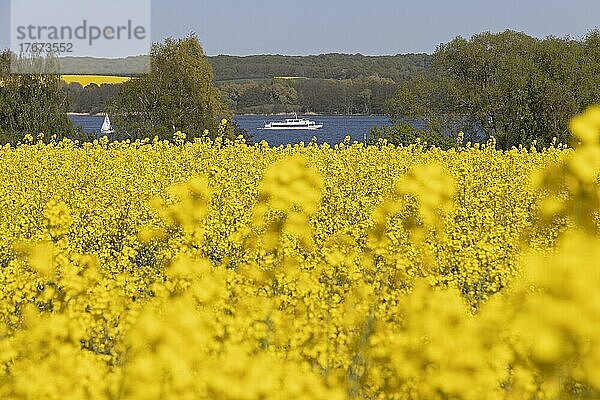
left=261, top=114, right=323, bottom=130
left=100, top=114, right=115, bottom=135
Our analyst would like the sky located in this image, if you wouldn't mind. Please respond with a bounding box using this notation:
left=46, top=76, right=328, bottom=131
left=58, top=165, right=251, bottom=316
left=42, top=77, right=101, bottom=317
left=1, top=0, right=600, bottom=56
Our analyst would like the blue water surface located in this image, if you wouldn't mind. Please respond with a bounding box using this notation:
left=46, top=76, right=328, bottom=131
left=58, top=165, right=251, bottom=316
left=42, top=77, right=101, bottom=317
left=69, top=114, right=394, bottom=145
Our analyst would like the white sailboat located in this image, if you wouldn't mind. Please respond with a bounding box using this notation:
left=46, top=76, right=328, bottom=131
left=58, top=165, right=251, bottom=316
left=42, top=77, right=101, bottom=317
left=100, top=114, right=115, bottom=135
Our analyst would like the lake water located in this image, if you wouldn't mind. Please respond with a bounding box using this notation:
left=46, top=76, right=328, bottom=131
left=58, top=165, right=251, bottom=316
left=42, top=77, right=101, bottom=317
left=69, top=114, right=394, bottom=146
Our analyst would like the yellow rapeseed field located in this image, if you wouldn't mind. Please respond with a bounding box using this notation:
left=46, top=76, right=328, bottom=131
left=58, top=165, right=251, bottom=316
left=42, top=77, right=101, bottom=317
left=61, top=75, right=132, bottom=86
left=0, top=109, right=599, bottom=399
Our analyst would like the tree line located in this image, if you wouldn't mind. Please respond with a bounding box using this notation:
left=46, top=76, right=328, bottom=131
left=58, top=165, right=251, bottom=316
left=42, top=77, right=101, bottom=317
left=65, top=83, right=120, bottom=114
left=209, top=53, right=431, bottom=82
left=218, top=76, right=397, bottom=115
left=58, top=53, right=432, bottom=82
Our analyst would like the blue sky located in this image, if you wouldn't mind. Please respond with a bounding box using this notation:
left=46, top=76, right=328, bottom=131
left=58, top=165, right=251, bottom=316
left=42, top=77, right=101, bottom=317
left=1, top=0, right=600, bottom=55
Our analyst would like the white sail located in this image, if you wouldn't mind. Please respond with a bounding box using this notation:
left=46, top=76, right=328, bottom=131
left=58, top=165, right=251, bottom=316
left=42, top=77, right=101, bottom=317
left=101, top=114, right=112, bottom=133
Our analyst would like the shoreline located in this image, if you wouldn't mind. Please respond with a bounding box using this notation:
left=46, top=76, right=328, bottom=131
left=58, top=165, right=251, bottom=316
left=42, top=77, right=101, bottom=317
left=233, top=112, right=389, bottom=117
left=68, top=112, right=104, bottom=116
left=68, top=112, right=390, bottom=117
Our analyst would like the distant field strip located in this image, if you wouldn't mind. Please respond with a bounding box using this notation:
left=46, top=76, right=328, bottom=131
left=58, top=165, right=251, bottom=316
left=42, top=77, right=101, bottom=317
left=61, top=75, right=133, bottom=86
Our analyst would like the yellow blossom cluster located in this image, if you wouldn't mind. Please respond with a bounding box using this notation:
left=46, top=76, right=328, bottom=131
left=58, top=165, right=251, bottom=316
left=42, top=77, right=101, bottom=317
left=0, top=108, right=599, bottom=399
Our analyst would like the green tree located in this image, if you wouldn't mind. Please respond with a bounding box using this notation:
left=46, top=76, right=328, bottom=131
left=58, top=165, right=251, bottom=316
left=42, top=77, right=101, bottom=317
left=368, top=123, right=455, bottom=150
left=269, top=81, right=295, bottom=104
left=358, top=88, right=372, bottom=114
left=110, top=34, right=233, bottom=140
left=386, top=73, right=463, bottom=137
left=386, top=31, right=600, bottom=149
left=0, top=51, right=76, bottom=143
left=575, top=30, right=600, bottom=120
